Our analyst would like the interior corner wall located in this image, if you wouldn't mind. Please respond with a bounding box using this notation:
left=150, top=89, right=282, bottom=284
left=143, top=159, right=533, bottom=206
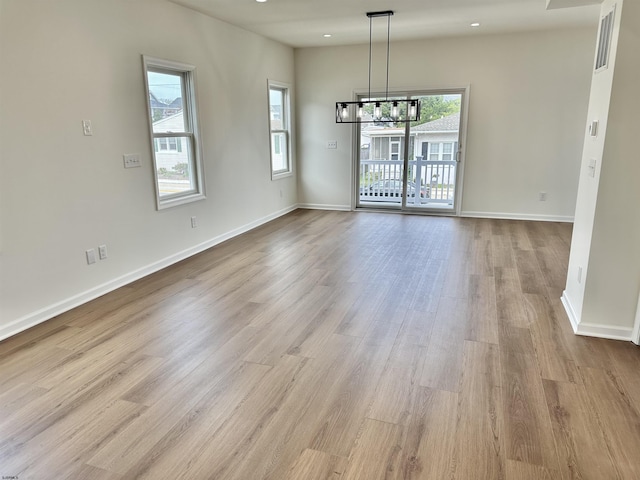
left=294, top=28, right=596, bottom=218
left=0, top=0, right=296, bottom=338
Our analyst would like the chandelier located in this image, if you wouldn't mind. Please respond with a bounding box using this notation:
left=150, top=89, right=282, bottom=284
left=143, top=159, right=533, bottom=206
left=336, top=11, right=420, bottom=124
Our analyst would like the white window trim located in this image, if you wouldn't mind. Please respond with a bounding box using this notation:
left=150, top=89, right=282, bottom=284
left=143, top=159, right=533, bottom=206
left=143, top=55, right=206, bottom=210
left=268, top=80, right=294, bottom=180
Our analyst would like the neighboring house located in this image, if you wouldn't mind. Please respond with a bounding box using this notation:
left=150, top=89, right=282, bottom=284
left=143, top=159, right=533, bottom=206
left=360, top=112, right=460, bottom=189
left=149, top=91, right=182, bottom=121
left=361, top=112, right=459, bottom=162
left=411, top=112, right=460, bottom=163
left=152, top=111, right=189, bottom=172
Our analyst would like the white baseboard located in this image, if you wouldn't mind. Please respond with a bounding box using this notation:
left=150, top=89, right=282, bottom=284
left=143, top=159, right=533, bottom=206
left=561, top=291, right=580, bottom=333
left=297, top=206, right=573, bottom=222
left=461, top=211, right=574, bottom=223
left=298, top=203, right=351, bottom=211
left=0, top=205, right=299, bottom=342
left=561, top=291, right=635, bottom=342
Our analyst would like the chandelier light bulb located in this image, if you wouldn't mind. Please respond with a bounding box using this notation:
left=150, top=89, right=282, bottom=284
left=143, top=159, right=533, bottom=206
left=341, top=103, right=349, bottom=119
left=358, top=103, right=364, bottom=118
left=374, top=102, right=381, bottom=118
left=410, top=101, right=417, bottom=117
left=391, top=101, right=399, bottom=118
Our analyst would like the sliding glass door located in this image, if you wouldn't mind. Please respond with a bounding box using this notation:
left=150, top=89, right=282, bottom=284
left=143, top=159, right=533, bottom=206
left=356, top=90, right=465, bottom=214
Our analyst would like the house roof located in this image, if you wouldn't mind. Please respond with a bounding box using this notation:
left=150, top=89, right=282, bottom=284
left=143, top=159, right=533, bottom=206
left=361, top=112, right=460, bottom=137
left=412, top=112, right=460, bottom=133
left=152, top=111, right=184, bottom=132
left=149, top=92, right=168, bottom=109
left=168, top=97, right=183, bottom=109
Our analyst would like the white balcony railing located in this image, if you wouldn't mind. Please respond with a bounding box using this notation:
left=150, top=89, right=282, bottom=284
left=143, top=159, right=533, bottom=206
left=359, top=157, right=456, bottom=205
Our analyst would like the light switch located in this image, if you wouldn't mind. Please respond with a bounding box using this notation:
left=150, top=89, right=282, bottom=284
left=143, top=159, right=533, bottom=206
left=123, top=154, right=141, bottom=168
left=589, top=120, right=598, bottom=137
left=82, top=120, right=93, bottom=136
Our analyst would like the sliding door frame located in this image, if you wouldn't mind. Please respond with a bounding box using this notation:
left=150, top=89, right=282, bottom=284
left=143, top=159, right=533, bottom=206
left=351, top=86, right=471, bottom=216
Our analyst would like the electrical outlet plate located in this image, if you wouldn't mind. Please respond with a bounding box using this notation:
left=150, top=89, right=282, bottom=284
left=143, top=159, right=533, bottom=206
left=123, top=154, right=141, bottom=168
left=82, top=120, right=93, bottom=136
left=98, top=244, right=108, bottom=260
left=86, top=249, right=96, bottom=265
left=191, top=216, right=197, bottom=228
left=327, top=141, right=338, bottom=149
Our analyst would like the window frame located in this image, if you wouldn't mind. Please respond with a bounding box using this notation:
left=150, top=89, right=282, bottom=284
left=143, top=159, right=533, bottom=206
left=268, top=80, right=293, bottom=179
left=429, top=142, right=442, bottom=161
left=143, top=55, right=206, bottom=210
left=428, top=142, right=455, bottom=162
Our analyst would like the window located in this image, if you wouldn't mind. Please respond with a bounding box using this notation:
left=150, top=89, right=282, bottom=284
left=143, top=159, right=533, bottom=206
left=429, top=143, right=441, bottom=161
left=143, top=56, right=205, bottom=209
left=155, top=137, right=180, bottom=152
left=442, top=143, right=453, bottom=161
left=429, top=142, right=455, bottom=161
left=268, top=81, right=292, bottom=178
left=390, top=137, right=401, bottom=161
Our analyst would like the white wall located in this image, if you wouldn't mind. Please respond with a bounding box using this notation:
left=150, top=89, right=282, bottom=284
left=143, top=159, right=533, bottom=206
left=295, top=28, right=595, bottom=218
left=0, top=0, right=297, bottom=338
left=564, top=0, right=640, bottom=339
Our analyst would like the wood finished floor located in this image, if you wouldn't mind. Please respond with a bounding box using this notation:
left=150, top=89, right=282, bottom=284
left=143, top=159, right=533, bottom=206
left=1, top=209, right=640, bottom=480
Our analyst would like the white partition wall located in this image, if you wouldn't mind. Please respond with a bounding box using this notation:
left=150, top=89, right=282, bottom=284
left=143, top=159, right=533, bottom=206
left=563, top=0, right=640, bottom=341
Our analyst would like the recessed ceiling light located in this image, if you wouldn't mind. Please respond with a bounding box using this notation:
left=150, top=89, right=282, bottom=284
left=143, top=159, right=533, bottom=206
left=470, top=22, right=481, bottom=27
left=256, top=0, right=267, bottom=3
left=323, top=34, right=332, bottom=38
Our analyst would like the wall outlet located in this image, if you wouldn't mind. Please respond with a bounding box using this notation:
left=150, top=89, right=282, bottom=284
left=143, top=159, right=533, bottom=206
left=86, top=249, right=96, bottom=265
left=327, top=141, right=338, bottom=149
left=191, top=216, right=197, bottom=228
left=539, top=191, right=547, bottom=202
left=123, top=153, right=141, bottom=168
left=588, top=158, right=597, bottom=178
left=98, top=244, right=108, bottom=260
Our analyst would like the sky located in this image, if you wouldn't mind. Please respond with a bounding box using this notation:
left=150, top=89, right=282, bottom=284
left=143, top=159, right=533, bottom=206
left=147, top=71, right=182, bottom=103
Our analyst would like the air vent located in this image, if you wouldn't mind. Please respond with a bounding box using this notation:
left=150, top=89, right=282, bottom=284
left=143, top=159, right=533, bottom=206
left=595, top=5, right=616, bottom=72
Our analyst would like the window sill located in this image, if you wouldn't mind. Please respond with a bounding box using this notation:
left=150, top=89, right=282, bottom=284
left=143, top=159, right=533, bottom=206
left=272, top=171, right=293, bottom=181
left=157, top=191, right=206, bottom=210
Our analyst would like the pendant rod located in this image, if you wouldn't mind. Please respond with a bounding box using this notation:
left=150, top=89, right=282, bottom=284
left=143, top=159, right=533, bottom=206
left=368, top=13, right=372, bottom=100
left=386, top=12, right=390, bottom=100
left=364, top=11, right=394, bottom=102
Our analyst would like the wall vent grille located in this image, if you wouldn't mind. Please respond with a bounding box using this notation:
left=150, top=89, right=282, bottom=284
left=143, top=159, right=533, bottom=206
left=595, top=5, right=616, bottom=72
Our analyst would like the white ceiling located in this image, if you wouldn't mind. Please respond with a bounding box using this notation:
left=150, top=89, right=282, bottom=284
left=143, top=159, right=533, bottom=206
left=168, top=0, right=602, bottom=48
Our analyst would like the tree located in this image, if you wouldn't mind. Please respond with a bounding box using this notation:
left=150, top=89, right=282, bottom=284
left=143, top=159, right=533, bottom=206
left=411, top=96, right=461, bottom=127
left=360, top=95, right=461, bottom=127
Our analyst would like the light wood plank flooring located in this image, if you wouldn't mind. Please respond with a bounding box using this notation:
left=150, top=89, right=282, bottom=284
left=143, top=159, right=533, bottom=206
left=1, top=210, right=640, bottom=479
